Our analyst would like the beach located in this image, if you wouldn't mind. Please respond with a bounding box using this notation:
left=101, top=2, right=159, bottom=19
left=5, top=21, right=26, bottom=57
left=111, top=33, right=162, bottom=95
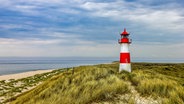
left=0, top=68, right=57, bottom=103
left=0, top=69, right=54, bottom=81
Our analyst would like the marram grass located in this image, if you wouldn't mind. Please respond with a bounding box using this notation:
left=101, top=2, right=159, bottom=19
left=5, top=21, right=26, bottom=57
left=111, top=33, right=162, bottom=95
left=9, top=63, right=184, bottom=104
left=129, top=63, right=184, bottom=104
left=11, top=64, right=130, bottom=104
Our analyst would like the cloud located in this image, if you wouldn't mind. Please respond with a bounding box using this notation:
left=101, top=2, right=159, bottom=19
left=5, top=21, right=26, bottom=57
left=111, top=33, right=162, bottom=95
left=0, top=37, right=118, bottom=57
left=80, top=1, right=184, bottom=33
left=131, top=42, right=184, bottom=59
left=0, top=0, right=184, bottom=59
left=0, top=38, right=60, bottom=46
left=0, top=0, right=84, bottom=16
left=78, top=0, right=184, bottom=45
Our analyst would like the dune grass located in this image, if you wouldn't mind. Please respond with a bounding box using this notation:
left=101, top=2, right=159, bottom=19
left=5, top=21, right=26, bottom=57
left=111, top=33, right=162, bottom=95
left=129, top=63, right=184, bottom=104
left=9, top=62, right=184, bottom=104
left=10, top=64, right=130, bottom=104
left=0, top=68, right=66, bottom=103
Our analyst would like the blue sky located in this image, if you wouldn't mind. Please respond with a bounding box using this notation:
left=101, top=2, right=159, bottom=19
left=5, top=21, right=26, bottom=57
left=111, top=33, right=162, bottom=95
left=0, top=0, right=184, bottom=59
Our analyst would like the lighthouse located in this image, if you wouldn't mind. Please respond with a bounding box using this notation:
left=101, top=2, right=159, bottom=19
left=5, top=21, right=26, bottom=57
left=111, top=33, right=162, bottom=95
left=119, top=28, right=131, bottom=72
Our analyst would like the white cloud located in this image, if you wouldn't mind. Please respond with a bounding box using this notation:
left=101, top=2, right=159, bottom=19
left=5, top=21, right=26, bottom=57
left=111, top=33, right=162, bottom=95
left=0, top=0, right=184, bottom=59
left=0, top=38, right=119, bottom=57
left=80, top=1, right=184, bottom=34
left=0, top=0, right=84, bottom=15
left=1, top=37, right=183, bottom=59
left=1, top=0, right=183, bottom=33
left=131, top=42, right=184, bottom=59
left=0, top=38, right=60, bottom=45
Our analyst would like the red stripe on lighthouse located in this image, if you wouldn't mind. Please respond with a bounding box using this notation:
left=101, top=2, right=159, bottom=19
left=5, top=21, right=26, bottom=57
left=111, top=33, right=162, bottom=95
left=120, top=53, right=130, bottom=63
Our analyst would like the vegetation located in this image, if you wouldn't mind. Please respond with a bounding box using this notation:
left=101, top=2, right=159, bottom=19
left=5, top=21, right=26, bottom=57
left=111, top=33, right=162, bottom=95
left=10, top=64, right=130, bottom=104
left=0, top=68, right=66, bottom=103
left=130, top=63, right=184, bottom=104
left=1, top=62, right=184, bottom=104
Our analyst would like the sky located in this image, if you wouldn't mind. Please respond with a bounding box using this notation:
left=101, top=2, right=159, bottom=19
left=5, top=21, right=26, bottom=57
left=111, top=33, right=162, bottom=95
left=0, top=0, right=184, bottom=60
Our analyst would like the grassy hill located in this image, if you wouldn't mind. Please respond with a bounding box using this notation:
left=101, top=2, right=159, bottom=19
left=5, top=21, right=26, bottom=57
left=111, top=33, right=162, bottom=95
left=10, top=62, right=184, bottom=104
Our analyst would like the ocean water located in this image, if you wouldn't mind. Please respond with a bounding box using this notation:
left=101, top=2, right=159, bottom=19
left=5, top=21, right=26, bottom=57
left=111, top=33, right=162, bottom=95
left=0, top=57, right=183, bottom=75
left=0, top=57, right=117, bottom=75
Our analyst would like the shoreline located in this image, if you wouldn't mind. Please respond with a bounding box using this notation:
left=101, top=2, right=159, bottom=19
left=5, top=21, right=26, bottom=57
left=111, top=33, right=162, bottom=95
left=1, top=62, right=183, bottom=81
left=0, top=69, right=54, bottom=81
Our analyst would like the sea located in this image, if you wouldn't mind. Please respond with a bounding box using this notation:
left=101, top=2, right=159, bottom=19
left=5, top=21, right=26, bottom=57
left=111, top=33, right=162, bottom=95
left=0, top=57, right=117, bottom=75
left=0, top=57, right=183, bottom=75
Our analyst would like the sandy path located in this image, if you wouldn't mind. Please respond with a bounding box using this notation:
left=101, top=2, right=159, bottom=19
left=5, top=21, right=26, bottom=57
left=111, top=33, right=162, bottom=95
left=0, top=69, right=54, bottom=81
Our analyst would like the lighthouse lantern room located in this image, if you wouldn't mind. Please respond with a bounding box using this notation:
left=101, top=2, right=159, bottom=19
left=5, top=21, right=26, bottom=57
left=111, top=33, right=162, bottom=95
left=118, top=28, right=131, bottom=72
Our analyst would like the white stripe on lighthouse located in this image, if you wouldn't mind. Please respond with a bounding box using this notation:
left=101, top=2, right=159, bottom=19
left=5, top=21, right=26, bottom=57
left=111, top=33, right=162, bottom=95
left=119, top=63, right=131, bottom=72
left=120, top=43, right=129, bottom=53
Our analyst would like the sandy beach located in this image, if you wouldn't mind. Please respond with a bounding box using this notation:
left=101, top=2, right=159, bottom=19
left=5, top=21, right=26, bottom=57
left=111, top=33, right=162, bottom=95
left=0, top=69, right=54, bottom=81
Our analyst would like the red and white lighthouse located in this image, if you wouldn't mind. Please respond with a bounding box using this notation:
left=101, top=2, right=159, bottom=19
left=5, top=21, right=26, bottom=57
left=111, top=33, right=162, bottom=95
left=119, top=28, right=131, bottom=72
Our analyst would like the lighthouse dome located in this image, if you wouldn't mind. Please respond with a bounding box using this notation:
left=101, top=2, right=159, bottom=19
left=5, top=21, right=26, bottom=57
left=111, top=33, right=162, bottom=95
left=121, top=28, right=129, bottom=36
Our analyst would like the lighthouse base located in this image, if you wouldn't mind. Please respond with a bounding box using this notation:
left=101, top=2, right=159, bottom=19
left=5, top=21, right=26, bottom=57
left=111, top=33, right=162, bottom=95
left=119, top=63, right=131, bottom=72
